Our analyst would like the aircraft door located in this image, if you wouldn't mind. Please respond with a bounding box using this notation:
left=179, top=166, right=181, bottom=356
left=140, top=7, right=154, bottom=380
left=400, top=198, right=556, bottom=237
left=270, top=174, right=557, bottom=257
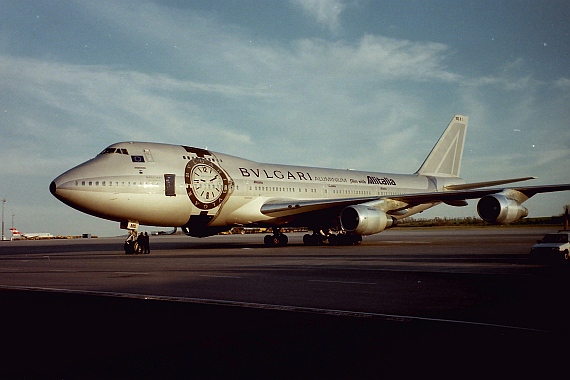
left=244, top=180, right=253, bottom=196
left=164, top=174, right=176, bottom=196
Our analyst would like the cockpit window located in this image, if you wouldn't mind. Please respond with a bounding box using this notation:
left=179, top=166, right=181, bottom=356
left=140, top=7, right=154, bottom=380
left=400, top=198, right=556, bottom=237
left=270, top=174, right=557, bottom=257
left=100, top=147, right=129, bottom=155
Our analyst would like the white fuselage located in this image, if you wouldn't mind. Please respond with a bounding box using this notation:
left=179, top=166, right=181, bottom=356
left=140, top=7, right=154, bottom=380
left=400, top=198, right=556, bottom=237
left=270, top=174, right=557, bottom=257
left=51, top=141, right=463, bottom=231
left=51, top=116, right=570, bottom=242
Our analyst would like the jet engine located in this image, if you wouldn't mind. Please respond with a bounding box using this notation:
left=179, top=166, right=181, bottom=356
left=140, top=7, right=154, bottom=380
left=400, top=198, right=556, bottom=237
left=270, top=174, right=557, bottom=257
left=476, top=194, right=528, bottom=224
left=340, top=205, right=395, bottom=235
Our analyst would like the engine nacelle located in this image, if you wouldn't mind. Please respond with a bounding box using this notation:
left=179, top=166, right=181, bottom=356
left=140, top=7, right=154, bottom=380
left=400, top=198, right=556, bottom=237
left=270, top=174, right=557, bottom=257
left=477, top=194, right=528, bottom=224
left=340, top=205, right=394, bottom=235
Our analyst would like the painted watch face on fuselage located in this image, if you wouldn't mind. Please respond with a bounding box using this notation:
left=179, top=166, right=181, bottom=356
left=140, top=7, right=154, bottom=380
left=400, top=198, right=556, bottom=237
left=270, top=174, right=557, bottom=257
left=185, top=157, right=229, bottom=210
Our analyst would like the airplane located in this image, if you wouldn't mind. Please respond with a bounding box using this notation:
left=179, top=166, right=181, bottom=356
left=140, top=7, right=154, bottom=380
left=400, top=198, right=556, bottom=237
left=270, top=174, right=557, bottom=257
left=50, top=115, right=570, bottom=246
left=9, top=228, right=53, bottom=240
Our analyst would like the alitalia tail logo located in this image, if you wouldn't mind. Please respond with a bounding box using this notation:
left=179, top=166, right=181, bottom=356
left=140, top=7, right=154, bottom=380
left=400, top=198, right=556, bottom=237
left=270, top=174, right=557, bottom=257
left=367, top=176, right=397, bottom=186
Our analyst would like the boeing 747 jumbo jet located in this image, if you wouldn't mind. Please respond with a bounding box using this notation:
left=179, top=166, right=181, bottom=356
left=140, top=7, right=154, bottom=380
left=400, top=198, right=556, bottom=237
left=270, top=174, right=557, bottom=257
left=50, top=115, right=570, bottom=246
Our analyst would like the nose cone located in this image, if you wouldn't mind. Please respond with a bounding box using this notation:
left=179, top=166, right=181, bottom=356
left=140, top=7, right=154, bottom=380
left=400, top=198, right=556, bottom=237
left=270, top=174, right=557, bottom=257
left=50, top=170, right=79, bottom=208
left=49, top=158, right=100, bottom=211
left=49, top=154, right=127, bottom=222
left=49, top=178, right=67, bottom=204
left=49, top=180, right=58, bottom=197
left=49, top=164, right=109, bottom=221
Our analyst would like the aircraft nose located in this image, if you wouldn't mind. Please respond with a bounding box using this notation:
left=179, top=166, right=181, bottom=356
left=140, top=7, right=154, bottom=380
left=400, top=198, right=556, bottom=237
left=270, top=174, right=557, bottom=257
left=50, top=179, right=65, bottom=202
left=50, top=181, right=57, bottom=196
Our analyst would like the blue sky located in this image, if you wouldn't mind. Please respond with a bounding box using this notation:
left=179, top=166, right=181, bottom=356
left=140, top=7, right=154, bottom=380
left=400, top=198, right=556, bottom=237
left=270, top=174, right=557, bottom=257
left=1, top=0, right=569, bottom=237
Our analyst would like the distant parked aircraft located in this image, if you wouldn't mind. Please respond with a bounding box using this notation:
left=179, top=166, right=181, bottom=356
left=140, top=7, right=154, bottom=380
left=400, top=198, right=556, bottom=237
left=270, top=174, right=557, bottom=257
left=9, top=228, right=53, bottom=240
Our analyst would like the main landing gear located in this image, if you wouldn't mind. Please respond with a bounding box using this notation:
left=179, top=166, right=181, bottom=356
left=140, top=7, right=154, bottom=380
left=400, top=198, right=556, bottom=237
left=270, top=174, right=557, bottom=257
left=264, top=227, right=289, bottom=247
left=303, top=230, right=362, bottom=246
left=263, top=227, right=362, bottom=247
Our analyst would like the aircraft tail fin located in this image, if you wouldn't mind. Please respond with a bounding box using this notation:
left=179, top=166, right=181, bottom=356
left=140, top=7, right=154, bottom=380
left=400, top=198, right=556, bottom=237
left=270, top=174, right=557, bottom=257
left=416, top=115, right=468, bottom=177
left=9, top=228, right=22, bottom=240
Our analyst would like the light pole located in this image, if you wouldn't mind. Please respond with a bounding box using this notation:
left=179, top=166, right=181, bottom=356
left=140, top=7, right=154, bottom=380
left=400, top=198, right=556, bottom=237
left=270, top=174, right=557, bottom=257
left=1, top=199, right=5, bottom=241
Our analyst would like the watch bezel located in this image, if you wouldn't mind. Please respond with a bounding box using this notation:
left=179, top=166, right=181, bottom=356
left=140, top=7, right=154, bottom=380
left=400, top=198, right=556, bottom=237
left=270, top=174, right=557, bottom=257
left=185, top=157, right=229, bottom=210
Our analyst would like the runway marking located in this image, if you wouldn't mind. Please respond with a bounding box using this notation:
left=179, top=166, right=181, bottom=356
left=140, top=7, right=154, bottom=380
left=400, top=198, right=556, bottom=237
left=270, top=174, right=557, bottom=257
left=309, top=280, right=377, bottom=285
left=0, top=285, right=548, bottom=334
left=200, top=274, right=243, bottom=279
left=48, top=269, right=78, bottom=273
left=381, top=240, right=432, bottom=244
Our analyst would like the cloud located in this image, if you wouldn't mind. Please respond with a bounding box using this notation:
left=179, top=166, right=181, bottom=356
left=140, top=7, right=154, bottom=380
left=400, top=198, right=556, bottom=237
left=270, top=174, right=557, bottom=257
left=0, top=55, right=260, bottom=181
left=2, top=1, right=567, bottom=182
left=291, top=0, right=346, bottom=33
left=555, top=77, right=570, bottom=90
left=0, top=9, right=464, bottom=173
left=289, top=35, right=459, bottom=83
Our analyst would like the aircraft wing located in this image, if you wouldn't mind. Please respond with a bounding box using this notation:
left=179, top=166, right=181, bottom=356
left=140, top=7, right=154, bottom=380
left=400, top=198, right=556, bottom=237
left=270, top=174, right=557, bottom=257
left=443, top=176, right=536, bottom=191
left=390, top=183, right=570, bottom=206
left=260, top=196, right=379, bottom=217
left=260, top=183, right=570, bottom=218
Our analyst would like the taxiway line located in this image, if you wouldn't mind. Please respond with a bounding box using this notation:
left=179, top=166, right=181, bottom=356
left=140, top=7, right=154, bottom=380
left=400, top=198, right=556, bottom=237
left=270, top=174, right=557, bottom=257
left=0, top=284, right=548, bottom=333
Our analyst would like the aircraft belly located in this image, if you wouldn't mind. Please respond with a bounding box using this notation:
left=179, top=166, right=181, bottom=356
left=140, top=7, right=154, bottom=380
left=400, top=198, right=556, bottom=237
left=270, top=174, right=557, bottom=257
left=57, top=189, right=192, bottom=227
left=392, top=203, right=439, bottom=219
left=210, top=196, right=272, bottom=226
left=119, top=193, right=192, bottom=226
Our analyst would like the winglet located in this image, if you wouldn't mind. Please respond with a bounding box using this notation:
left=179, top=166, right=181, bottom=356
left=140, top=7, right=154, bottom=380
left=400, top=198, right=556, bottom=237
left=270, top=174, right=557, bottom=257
left=416, top=115, right=468, bottom=177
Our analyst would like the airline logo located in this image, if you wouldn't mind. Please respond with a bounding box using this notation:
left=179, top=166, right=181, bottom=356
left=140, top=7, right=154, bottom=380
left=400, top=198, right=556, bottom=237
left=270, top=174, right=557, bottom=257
left=367, top=176, right=397, bottom=186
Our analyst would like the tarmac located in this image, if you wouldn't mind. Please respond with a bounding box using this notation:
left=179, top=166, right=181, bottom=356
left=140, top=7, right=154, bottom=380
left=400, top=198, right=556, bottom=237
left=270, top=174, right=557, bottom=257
left=0, top=226, right=568, bottom=378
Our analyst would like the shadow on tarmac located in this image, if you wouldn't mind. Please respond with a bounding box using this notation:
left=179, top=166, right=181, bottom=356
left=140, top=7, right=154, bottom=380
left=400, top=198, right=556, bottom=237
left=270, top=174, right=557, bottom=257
left=1, top=288, right=567, bottom=379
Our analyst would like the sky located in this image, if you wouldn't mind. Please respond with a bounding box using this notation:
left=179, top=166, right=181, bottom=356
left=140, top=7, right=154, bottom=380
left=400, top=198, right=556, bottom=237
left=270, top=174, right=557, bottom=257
left=1, top=0, right=569, bottom=237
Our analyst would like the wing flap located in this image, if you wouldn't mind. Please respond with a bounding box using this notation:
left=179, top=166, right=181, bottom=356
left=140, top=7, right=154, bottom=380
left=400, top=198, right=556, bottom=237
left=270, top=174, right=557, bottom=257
left=444, top=177, right=536, bottom=191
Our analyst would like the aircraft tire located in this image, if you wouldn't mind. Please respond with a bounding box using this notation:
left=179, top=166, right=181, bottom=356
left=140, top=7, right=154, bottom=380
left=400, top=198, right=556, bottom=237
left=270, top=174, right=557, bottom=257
left=278, top=234, right=288, bottom=246
left=124, top=241, right=137, bottom=254
left=303, top=234, right=324, bottom=246
left=264, top=235, right=274, bottom=246
left=264, top=234, right=288, bottom=247
left=328, top=234, right=338, bottom=245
